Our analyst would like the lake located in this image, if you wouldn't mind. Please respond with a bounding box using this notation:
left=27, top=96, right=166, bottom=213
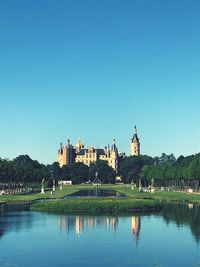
left=0, top=203, right=200, bottom=267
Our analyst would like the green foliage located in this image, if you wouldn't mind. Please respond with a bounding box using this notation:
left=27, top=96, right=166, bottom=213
left=1, top=152, right=200, bottom=188
left=31, top=198, right=161, bottom=213
left=140, top=153, right=200, bottom=188
left=89, top=160, right=116, bottom=183
left=61, top=165, right=71, bottom=180
left=0, top=155, right=51, bottom=183
left=119, top=155, right=154, bottom=183
left=69, top=162, right=89, bottom=184
left=47, top=162, right=61, bottom=180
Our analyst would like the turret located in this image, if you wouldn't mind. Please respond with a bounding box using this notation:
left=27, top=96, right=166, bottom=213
left=108, top=139, right=118, bottom=173
left=131, top=125, right=140, bottom=156
left=111, top=138, right=118, bottom=153
left=76, top=137, right=84, bottom=153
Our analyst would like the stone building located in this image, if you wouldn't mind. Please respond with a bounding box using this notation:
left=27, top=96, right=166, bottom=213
left=57, top=127, right=141, bottom=171
left=57, top=138, right=119, bottom=172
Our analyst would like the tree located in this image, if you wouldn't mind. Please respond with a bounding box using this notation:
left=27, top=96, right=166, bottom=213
left=70, top=163, right=89, bottom=184
left=61, top=165, right=71, bottom=180
left=119, top=155, right=154, bottom=184
left=47, top=162, right=61, bottom=180
left=89, top=160, right=116, bottom=184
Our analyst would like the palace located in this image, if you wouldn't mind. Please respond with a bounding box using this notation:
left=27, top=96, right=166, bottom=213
left=57, top=126, right=140, bottom=172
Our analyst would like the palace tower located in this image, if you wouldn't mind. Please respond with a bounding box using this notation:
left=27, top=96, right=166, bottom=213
left=130, top=126, right=140, bottom=156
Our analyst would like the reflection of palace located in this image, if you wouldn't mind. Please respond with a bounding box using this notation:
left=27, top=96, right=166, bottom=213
left=58, top=215, right=141, bottom=245
left=59, top=215, right=119, bottom=237
left=131, top=216, right=141, bottom=246
left=75, top=216, right=83, bottom=237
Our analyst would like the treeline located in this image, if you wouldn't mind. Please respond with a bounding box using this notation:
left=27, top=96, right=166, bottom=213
left=0, top=153, right=200, bottom=188
left=0, top=155, right=115, bottom=186
left=48, top=160, right=116, bottom=185
left=0, top=155, right=50, bottom=184
left=140, top=153, right=200, bottom=189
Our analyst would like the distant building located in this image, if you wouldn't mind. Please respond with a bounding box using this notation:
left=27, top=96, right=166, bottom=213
left=57, top=127, right=141, bottom=171
left=130, top=125, right=140, bottom=156
left=57, top=138, right=119, bottom=172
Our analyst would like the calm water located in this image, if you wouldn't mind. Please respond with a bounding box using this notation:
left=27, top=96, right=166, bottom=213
left=0, top=203, right=200, bottom=267
left=64, top=189, right=126, bottom=198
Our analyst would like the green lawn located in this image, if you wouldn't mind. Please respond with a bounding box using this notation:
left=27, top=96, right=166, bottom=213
left=0, top=186, right=79, bottom=203
left=1, top=184, right=200, bottom=205
left=114, top=186, right=200, bottom=203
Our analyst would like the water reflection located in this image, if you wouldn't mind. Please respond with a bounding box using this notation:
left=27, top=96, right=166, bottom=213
left=57, top=203, right=200, bottom=244
left=0, top=203, right=200, bottom=245
left=64, top=189, right=126, bottom=198
left=161, top=203, right=200, bottom=243
left=131, top=216, right=141, bottom=246
left=59, top=215, right=120, bottom=236
left=0, top=204, right=33, bottom=239
left=58, top=214, right=141, bottom=246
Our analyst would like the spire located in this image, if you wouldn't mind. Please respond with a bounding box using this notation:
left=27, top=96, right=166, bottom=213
left=132, top=125, right=139, bottom=142
left=76, top=137, right=84, bottom=152
left=67, top=139, right=71, bottom=148
left=111, top=138, right=117, bottom=152
left=59, top=142, right=63, bottom=154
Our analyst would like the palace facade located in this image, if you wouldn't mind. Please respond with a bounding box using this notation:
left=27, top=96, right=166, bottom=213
left=57, top=126, right=140, bottom=172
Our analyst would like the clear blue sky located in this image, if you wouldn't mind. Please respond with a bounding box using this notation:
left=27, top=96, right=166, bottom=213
left=0, top=0, right=199, bottom=164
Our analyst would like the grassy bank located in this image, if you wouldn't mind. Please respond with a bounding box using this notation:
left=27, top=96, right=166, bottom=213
left=0, top=187, right=80, bottom=203
left=31, top=198, right=162, bottom=213
left=1, top=184, right=200, bottom=206
left=114, top=186, right=200, bottom=204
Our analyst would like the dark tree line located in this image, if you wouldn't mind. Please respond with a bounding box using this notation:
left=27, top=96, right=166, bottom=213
left=119, top=153, right=200, bottom=190
left=0, top=153, right=200, bottom=188
left=48, top=160, right=115, bottom=185
left=140, top=153, right=200, bottom=190
left=0, top=155, right=115, bottom=186
left=0, top=155, right=50, bottom=184
left=119, top=155, right=154, bottom=185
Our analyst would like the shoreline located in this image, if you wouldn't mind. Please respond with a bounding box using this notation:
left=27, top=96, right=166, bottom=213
left=30, top=198, right=162, bottom=213
left=1, top=185, right=200, bottom=213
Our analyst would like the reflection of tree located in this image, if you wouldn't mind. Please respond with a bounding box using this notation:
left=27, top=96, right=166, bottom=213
left=161, top=203, right=200, bottom=243
left=0, top=204, right=32, bottom=239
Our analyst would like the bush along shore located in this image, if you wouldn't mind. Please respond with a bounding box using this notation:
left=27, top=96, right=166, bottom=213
left=30, top=198, right=162, bottom=213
